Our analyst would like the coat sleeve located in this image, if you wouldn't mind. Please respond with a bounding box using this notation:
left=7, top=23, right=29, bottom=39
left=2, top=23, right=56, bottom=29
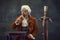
left=31, top=18, right=38, bottom=37
left=11, top=16, right=23, bottom=29
left=11, top=22, right=17, bottom=29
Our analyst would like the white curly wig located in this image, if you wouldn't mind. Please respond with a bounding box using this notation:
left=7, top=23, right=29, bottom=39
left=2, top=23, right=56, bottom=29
left=21, top=5, right=31, bottom=15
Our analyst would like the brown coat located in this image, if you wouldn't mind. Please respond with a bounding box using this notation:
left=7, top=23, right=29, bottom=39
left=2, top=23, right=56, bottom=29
left=11, top=15, right=38, bottom=40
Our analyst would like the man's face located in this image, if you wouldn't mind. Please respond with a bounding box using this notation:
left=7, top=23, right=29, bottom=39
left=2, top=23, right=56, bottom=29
left=21, top=8, right=29, bottom=17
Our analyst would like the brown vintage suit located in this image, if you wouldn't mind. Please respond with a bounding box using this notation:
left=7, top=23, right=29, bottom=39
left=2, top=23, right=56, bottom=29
left=11, top=15, right=38, bottom=40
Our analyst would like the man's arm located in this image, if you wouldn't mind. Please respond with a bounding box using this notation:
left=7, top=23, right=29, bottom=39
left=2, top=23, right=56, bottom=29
left=31, top=18, right=38, bottom=37
left=11, top=16, right=23, bottom=29
left=28, top=18, right=38, bottom=39
left=11, top=22, right=17, bottom=29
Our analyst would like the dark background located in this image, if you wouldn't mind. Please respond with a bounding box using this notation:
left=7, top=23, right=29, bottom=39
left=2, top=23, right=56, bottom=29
left=0, top=0, right=60, bottom=40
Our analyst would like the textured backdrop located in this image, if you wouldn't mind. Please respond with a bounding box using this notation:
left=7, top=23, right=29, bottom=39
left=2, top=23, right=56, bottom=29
left=0, top=0, right=60, bottom=40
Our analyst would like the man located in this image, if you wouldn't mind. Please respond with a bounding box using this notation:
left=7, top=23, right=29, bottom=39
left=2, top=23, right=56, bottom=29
left=11, top=5, right=38, bottom=40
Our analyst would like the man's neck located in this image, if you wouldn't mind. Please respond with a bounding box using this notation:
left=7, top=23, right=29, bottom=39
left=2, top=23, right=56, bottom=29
left=22, top=15, right=29, bottom=19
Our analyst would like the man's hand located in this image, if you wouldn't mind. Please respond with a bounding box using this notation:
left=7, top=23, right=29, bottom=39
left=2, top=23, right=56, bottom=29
left=15, top=16, right=23, bottom=25
left=27, top=34, right=35, bottom=40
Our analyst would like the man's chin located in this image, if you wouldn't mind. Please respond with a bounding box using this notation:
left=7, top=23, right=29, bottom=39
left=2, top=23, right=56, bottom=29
left=23, top=15, right=27, bottom=17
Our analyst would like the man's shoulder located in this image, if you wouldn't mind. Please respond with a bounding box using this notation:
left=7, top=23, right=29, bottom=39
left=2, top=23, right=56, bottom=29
left=30, top=16, right=36, bottom=20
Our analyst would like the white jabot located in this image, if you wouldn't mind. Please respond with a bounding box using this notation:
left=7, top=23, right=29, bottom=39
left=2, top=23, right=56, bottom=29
left=22, top=16, right=28, bottom=27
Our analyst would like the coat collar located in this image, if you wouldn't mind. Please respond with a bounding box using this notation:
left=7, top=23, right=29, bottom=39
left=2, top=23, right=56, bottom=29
left=20, top=15, right=33, bottom=24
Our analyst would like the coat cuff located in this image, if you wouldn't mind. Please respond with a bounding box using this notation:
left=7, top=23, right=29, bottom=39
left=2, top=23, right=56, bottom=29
left=15, top=21, right=20, bottom=25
